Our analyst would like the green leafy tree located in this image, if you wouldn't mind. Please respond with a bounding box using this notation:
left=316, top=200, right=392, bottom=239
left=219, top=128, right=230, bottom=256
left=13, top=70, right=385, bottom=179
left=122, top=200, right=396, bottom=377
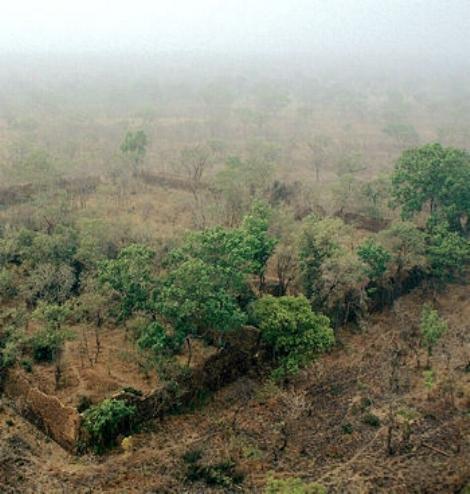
left=391, top=143, right=470, bottom=231
left=98, top=244, right=155, bottom=319
left=240, top=201, right=277, bottom=288
left=29, top=226, right=79, bottom=266
left=31, top=302, right=71, bottom=388
left=420, top=305, right=447, bottom=367
left=317, top=250, right=369, bottom=327
left=136, top=321, right=175, bottom=355
left=249, top=295, right=334, bottom=379
left=168, top=226, right=251, bottom=294
left=298, top=216, right=349, bottom=300
left=0, top=325, right=26, bottom=369
left=157, top=258, right=246, bottom=350
left=120, top=130, right=148, bottom=176
left=33, top=302, right=70, bottom=331
left=357, top=238, right=391, bottom=281
left=169, top=201, right=276, bottom=292
left=378, top=221, right=427, bottom=282
left=75, top=219, right=120, bottom=270
left=425, top=221, right=470, bottom=281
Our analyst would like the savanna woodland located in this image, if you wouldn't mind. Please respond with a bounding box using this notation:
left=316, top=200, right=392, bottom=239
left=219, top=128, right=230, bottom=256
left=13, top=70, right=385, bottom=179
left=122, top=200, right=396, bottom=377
left=1, top=3, right=470, bottom=492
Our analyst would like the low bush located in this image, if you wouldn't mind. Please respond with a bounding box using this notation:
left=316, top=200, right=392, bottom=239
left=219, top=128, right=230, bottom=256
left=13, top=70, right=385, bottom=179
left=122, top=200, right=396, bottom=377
left=20, top=358, right=33, bottom=373
left=76, top=395, right=93, bottom=413
left=0, top=268, right=17, bottom=301
left=82, top=399, right=137, bottom=453
left=362, top=412, right=381, bottom=427
left=30, top=329, right=63, bottom=362
left=264, top=475, right=326, bottom=493
left=183, top=450, right=244, bottom=488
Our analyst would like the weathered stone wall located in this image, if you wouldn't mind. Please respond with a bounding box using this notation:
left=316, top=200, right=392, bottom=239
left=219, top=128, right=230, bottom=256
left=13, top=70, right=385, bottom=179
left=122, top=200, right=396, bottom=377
left=3, top=326, right=262, bottom=453
left=115, top=326, right=262, bottom=424
left=4, top=370, right=81, bottom=451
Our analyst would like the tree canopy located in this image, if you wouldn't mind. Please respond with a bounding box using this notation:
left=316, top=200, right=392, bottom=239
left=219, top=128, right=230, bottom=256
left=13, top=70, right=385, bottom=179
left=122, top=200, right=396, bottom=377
left=249, top=295, right=334, bottom=379
left=391, top=143, right=470, bottom=231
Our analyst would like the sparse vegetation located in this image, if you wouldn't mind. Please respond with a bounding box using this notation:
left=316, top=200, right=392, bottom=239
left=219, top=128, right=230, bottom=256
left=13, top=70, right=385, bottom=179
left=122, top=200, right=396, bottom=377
left=0, top=21, right=469, bottom=492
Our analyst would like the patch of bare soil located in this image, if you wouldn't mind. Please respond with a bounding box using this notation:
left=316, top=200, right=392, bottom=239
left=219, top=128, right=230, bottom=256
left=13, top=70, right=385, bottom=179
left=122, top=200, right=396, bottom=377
left=2, top=282, right=469, bottom=493
left=28, top=325, right=160, bottom=407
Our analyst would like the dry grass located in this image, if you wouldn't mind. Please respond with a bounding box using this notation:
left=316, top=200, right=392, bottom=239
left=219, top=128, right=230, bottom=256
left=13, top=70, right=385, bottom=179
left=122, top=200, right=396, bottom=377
left=1, top=281, right=469, bottom=493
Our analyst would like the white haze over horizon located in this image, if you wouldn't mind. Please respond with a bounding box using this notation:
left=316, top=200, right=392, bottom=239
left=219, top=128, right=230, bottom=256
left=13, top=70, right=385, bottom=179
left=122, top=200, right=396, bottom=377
left=1, top=0, right=469, bottom=65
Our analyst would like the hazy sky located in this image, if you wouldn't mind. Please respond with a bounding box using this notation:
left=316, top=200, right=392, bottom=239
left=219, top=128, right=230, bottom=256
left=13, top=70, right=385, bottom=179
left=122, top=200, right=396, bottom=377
left=1, top=0, right=469, bottom=60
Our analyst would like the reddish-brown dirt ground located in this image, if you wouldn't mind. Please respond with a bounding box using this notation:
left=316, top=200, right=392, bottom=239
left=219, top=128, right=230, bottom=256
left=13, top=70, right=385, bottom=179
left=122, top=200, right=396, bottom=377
left=1, top=282, right=469, bottom=493
left=28, top=325, right=160, bottom=407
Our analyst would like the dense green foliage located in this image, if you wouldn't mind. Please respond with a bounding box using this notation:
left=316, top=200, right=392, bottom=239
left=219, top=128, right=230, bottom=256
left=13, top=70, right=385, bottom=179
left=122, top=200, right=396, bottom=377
left=82, top=399, right=137, bottom=453
left=158, top=258, right=247, bottom=348
left=425, top=222, right=470, bottom=282
left=392, top=143, right=470, bottom=231
left=357, top=238, right=391, bottom=281
left=250, top=295, right=334, bottom=378
left=153, top=202, right=276, bottom=350
left=99, top=244, right=155, bottom=319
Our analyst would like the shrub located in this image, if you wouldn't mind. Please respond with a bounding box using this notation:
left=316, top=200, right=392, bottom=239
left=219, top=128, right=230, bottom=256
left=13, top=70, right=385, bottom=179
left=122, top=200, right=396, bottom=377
left=357, top=238, right=391, bottom=281
left=298, top=216, right=348, bottom=300
left=264, top=475, right=326, bottom=494
left=82, top=399, right=137, bottom=453
left=30, top=303, right=72, bottom=362
left=362, top=412, right=381, bottom=427
left=377, top=221, right=427, bottom=282
left=249, top=295, right=334, bottom=379
left=425, top=221, right=470, bottom=281
left=391, top=143, right=470, bottom=231
left=137, top=321, right=176, bottom=355
left=0, top=333, right=23, bottom=368
left=98, top=244, right=155, bottom=320
left=420, top=304, right=447, bottom=362
left=182, top=451, right=244, bottom=488
left=76, top=395, right=93, bottom=413
left=342, top=423, right=353, bottom=434
left=25, top=262, right=76, bottom=304
left=0, top=268, right=17, bottom=301
left=30, top=328, right=63, bottom=362
left=20, top=358, right=33, bottom=373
